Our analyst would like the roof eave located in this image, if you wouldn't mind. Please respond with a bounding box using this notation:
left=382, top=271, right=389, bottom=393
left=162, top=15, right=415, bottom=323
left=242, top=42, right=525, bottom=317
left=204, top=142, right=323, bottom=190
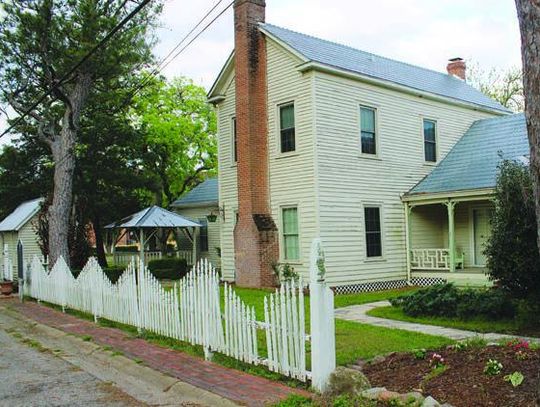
left=170, top=201, right=219, bottom=209
left=298, top=61, right=510, bottom=116
left=207, top=51, right=235, bottom=102
left=402, top=187, right=495, bottom=204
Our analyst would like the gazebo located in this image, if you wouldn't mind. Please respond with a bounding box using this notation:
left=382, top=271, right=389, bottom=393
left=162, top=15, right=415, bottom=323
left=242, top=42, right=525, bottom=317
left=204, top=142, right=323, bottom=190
left=105, top=206, right=201, bottom=265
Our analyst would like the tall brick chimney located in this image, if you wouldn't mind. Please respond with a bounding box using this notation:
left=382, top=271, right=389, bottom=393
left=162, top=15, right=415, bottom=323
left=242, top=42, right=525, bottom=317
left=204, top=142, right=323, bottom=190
left=233, top=0, right=279, bottom=288
left=447, top=57, right=466, bottom=80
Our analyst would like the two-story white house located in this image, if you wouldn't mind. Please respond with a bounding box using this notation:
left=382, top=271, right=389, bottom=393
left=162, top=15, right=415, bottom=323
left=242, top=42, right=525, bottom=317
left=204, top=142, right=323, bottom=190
left=209, top=0, right=526, bottom=292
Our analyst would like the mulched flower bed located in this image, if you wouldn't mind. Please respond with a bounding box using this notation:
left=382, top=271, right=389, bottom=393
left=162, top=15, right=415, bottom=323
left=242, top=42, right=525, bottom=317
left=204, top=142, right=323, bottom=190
left=363, top=343, right=540, bottom=407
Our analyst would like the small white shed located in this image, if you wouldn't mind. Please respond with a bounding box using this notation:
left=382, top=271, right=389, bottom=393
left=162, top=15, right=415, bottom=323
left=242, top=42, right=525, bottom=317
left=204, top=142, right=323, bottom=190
left=0, top=198, right=44, bottom=279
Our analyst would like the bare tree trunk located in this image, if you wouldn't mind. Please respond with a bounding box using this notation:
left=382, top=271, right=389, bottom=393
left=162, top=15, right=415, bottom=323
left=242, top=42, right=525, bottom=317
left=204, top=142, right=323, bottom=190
left=92, top=214, right=108, bottom=268
left=515, top=0, right=540, bottom=253
left=48, top=73, right=92, bottom=267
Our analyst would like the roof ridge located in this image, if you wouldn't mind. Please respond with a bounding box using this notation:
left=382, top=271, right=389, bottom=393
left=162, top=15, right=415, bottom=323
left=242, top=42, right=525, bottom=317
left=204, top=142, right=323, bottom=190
left=261, top=23, right=469, bottom=85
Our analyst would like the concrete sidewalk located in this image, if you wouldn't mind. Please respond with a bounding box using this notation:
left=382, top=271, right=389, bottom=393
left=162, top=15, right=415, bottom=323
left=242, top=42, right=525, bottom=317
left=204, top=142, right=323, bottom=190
left=2, top=298, right=310, bottom=406
left=335, top=300, right=540, bottom=343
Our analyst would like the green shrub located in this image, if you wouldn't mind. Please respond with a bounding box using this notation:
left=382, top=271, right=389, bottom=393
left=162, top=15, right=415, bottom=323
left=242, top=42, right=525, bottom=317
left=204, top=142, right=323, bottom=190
left=103, top=266, right=125, bottom=283
left=114, top=245, right=139, bottom=253
left=390, top=283, right=515, bottom=320
left=147, top=258, right=189, bottom=280
left=484, top=160, right=540, bottom=300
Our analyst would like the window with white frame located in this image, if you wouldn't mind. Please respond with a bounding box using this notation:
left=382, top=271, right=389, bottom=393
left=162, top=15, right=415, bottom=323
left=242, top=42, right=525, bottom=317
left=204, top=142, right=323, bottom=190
left=364, top=206, right=382, bottom=257
left=360, top=106, right=377, bottom=154
left=282, top=207, right=299, bottom=260
left=423, top=119, right=437, bottom=162
left=279, top=103, right=295, bottom=153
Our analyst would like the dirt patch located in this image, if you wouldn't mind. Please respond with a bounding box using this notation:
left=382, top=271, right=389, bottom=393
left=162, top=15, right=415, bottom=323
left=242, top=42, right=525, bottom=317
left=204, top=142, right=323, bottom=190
left=363, top=345, right=540, bottom=407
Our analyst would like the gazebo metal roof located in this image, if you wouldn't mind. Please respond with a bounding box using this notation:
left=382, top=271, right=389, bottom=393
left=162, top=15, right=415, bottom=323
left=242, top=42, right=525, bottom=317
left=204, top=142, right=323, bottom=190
left=105, top=206, right=201, bottom=229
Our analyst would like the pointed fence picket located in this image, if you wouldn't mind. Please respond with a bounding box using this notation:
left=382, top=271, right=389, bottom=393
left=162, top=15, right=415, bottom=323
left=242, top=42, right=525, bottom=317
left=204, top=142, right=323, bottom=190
left=23, top=244, right=336, bottom=386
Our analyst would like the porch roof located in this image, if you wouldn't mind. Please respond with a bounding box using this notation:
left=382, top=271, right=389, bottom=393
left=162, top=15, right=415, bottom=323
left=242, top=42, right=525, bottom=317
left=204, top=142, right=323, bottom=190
left=407, top=114, right=528, bottom=197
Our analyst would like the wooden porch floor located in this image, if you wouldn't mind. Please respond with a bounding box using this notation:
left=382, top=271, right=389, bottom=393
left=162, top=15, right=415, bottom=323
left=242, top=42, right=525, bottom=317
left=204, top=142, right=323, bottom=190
left=412, top=268, right=492, bottom=287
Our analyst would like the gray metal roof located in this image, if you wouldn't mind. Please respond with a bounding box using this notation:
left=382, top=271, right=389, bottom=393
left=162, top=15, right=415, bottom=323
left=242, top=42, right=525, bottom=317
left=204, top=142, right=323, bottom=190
left=0, top=198, right=44, bottom=232
left=408, top=113, right=529, bottom=196
left=260, top=24, right=511, bottom=114
left=105, top=206, right=201, bottom=229
left=170, top=178, right=218, bottom=208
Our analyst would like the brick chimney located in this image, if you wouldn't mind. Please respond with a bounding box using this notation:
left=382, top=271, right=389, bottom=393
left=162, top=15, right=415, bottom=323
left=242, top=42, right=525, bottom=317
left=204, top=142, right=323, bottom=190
left=233, top=0, right=279, bottom=288
left=447, top=57, right=466, bottom=80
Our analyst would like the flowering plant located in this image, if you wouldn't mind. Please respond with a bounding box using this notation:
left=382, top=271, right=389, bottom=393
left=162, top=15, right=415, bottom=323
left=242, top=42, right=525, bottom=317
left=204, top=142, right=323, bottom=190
left=506, top=338, right=529, bottom=351
left=484, top=359, right=503, bottom=375
left=429, top=353, right=445, bottom=368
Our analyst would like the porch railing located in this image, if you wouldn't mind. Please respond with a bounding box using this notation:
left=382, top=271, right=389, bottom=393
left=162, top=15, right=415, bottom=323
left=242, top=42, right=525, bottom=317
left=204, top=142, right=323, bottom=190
left=410, top=248, right=449, bottom=270
left=113, top=251, right=162, bottom=265
left=175, top=250, right=193, bottom=265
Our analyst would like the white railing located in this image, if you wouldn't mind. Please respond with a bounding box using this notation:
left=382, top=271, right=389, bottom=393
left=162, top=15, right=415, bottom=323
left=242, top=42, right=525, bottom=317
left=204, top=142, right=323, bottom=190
left=175, top=250, right=193, bottom=265
left=410, top=248, right=449, bottom=270
left=113, top=251, right=162, bottom=265
left=24, top=244, right=336, bottom=389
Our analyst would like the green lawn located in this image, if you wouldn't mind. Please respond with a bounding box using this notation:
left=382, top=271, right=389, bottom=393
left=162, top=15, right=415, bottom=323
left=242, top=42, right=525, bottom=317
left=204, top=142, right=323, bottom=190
left=230, top=286, right=451, bottom=366
left=367, top=305, right=520, bottom=335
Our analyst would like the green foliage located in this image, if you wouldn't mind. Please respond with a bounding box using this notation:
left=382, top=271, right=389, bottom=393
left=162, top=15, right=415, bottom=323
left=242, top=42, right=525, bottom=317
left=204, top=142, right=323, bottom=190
left=131, top=76, right=217, bottom=206
left=147, top=258, right=189, bottom=280
left=272, top=262, right=299, bottom=283
left=389, top=283, right=515, bottom=320
left=483, top=359, right=503, bottom=375
left=504, top=371, right=525, bottom=387
left=273, top=394, right=312, bottom=406
left=114, top=245, right=140, bottom=253
left=411, top=348, right=427, bottom=359
left=485, top=160, right=540, bottom=300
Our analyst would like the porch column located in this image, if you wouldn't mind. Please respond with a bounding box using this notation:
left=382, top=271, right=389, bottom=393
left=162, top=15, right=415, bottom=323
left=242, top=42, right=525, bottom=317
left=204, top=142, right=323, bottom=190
left=404, top=203, right=412, bottom=282
left=445, top=201, right=457, bottom=272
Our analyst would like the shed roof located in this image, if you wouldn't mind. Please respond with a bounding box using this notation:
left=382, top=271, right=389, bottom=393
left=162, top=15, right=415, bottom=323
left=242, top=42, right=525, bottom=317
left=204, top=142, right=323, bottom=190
left=407, top=113, right=529, bottom=196
left=170, top=178, right=218, bottom=209
left=0, top=198, right=44, bottom=232
left=257, top=24, right=510, bottom=114
left=105, top=206, right=201, bottom=229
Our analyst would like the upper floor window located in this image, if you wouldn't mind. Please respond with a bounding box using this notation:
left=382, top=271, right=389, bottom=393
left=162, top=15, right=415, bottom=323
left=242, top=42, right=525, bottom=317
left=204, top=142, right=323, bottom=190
left=360, top=106, right=377, bottom=155
left=423, top=119, right=437, bottom=162
left=279, top=103, right=295, bottom=153
left=364, top=206, right=382, bottom=258
left=232, top=117, right=237, bottom=163
left=282, top=207, right=299, bottom=260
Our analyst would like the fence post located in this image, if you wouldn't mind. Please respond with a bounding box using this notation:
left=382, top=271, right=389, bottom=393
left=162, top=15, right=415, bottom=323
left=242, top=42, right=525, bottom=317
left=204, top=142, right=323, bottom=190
left=17, top=240, right=23, bottom=301
left=309, top=238, right=336, bottom=393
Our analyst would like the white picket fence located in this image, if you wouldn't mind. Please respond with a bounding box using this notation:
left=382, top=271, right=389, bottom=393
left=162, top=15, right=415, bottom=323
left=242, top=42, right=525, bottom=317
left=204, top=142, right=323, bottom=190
left=24, top=239, right=335, bottom=390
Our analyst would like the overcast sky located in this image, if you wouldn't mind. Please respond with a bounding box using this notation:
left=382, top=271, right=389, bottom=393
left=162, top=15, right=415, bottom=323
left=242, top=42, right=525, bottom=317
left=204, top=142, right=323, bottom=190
left=0, top=0, right=522, bottom=144
left=156, top=0, right=522, bottom=87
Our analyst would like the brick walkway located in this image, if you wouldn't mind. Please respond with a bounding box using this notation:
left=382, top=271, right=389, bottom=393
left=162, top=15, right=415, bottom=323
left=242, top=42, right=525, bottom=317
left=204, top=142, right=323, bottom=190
left=10, top=300, right=311, bottom=406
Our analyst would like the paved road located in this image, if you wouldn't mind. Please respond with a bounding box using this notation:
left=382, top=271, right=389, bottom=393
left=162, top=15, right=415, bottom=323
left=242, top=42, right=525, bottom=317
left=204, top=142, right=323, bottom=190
left=0, top=328, right=143, bottom=407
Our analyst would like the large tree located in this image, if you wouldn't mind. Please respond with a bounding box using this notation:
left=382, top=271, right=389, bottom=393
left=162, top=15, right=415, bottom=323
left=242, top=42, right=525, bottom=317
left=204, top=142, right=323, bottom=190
left=131, top=76, right=217, bottom=207
left=468, top=63, right=524, bottom=112
left=0, top=0, right=161, bottom=266
left=515, top=0, right=540, bottom=254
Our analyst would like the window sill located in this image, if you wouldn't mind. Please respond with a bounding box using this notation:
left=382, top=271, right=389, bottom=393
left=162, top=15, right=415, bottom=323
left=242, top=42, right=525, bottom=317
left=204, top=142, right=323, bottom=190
left=364, top=257, right=387, bottom=263
left=279, top=260, right=303, bottom=266
left=358, top=154, right=382, bottom=161
left=423, top=162, right=437, bottom=167
left=275, top=152, right=300, bottom=160
left=230, top=163, right=237, bottom=168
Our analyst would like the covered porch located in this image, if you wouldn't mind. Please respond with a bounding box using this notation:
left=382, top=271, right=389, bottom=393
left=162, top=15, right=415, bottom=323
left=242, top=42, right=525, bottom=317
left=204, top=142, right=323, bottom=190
left=403, top=191, right=494, bottom=287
